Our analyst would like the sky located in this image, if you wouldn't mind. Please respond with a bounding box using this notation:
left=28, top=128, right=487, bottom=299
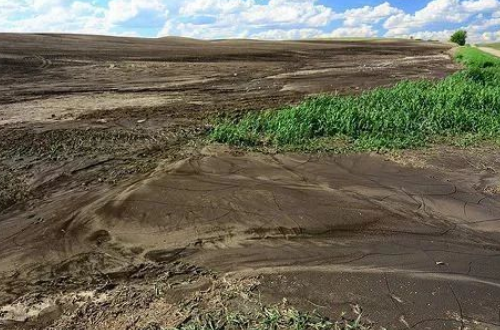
left=0, top=0, right=499, bottom=42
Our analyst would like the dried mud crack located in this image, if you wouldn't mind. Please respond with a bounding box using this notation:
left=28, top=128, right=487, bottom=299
left=1, top=35, right=499, bottom=330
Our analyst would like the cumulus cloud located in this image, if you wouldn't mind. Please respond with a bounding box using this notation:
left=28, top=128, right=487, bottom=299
left=329, top=25, right=379, bottom=38
left=159, top=0, right=336, bottom=39
left=481, top=29, right=500, bottom=40
left=180, top=0, right=251, bottom=16
left=340, top=2, right=404, bottom=27
left=384, top=0, right=500, bottom=36
left=251, top=28, right=324, bottom=40
left=238, top=0, right=335, bottom=27
left=1, top=1, right=107, bottom=34
left=0, top=0, right=499, bottom=42
left=106, top=0, right=169, bottom=25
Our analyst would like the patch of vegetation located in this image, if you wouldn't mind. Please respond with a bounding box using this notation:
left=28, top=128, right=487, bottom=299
left=162, top=276, right=373, bottom=330
left=211, top=47, right=500, bottom=151
left=171, top=306, right=369, bottom=330
left=455, top=46, right=500, bottom=68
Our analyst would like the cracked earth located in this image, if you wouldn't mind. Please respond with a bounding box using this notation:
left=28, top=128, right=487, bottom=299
left=0, top=35, right=499, bottom=329
left=2, top=148, right=499, bottom=329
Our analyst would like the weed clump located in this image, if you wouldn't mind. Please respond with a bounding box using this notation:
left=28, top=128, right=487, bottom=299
left=171, top=306, right=368, bottom=330
left=211, top=47, right=500, bottom=151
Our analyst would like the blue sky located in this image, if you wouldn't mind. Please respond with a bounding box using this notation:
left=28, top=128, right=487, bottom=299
left=0, top=0, right=499, bottom=42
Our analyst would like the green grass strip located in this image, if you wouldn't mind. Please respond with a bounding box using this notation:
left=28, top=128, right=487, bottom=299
left=211, top=47, right=500, bottom=151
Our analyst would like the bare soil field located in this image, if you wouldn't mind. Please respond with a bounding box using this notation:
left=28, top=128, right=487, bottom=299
left=0, top=34, right=456, bottom=211
left=2, top=34, right=500, bottom=330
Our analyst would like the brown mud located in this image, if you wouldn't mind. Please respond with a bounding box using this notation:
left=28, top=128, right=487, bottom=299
left=2, top=35, right=499, bottom=330
left=0, top=34, right=456, bottom=213
left=1, top=148, right=499, bottom=329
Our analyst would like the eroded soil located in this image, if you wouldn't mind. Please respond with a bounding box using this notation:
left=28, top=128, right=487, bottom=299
left=3, top=35, right=498, bottom=330
left=0, top=34, right=456, bottom=213
left=1, top=148, right=500, bottom=329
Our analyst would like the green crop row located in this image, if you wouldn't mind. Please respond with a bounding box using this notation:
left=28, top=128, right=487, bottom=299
left=210, top=47, right=500, bottom=151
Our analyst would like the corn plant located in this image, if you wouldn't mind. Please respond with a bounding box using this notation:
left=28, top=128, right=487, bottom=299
left=211, top=47, right=500, bottom=151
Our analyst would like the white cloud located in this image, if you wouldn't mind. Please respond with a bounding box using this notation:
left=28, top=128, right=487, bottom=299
left=1, top=1, right=108, bottom=34
left=160, top=0, right=336, bottom=38
left=251, top=28, right=324, bottom=40
left=481, top=29, right=500, bottom=40
left=462, top=0, right=499, bottom=12
left=384, top=0, right=500, bottom=36
left=248, top=24, right=378, bottom=41
left=329, top=25, right=378, bottom=38
left=180, top=0, right=251, bottom=15
left=239, top=0, right=335, bottom=27
left=32, top=0, right=64, bottom=11
left=106, top=0, right=169, bottom=25
left=0, top=1, right=499, bottom=42
left=341, top=2, right=404, bottom=27
left=392, top=24, right=500, bottom=43
left=160, top=21, right=250, bottom=39
left=177, top=0, right=334, bottom=27
left=401, top=29, right=457, bottom=40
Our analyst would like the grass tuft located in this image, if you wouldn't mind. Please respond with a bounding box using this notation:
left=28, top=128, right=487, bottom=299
left=171, top=306, right=369, bottom=330
left=210, top=47, right=500, bottom=151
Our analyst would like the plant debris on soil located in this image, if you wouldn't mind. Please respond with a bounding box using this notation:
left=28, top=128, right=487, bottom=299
left=0, top=255, right=369, bottom=330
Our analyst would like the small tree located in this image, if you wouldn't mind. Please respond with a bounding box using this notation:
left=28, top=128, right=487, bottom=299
left=450, top=30, right=467, bottom=46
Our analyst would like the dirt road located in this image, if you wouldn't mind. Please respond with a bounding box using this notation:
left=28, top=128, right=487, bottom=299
left=3, top=35, right=499, bottom=330
left=478, top=46, right=500, bottom=58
